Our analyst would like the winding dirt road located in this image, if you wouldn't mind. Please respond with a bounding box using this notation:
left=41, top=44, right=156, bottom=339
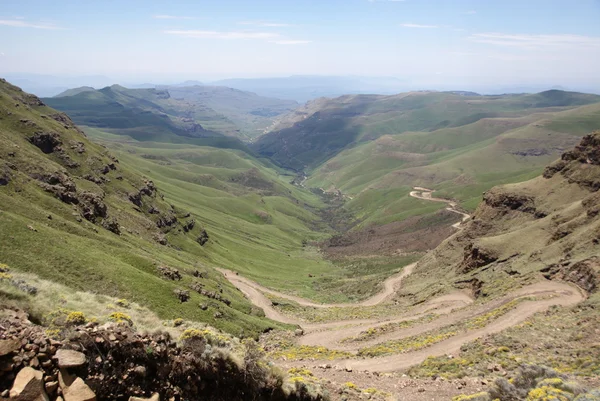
left=409, top=187, right=471, bottom=228
left=219, top=262, right=416, bottom=309
left=219, top=187, right=586, bottom=372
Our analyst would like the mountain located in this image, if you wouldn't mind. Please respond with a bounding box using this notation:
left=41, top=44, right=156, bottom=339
left=1, top=73, right=114, bottom=97
left=254, top=90, right=600, bottom=173
left=212, top=75, right=410, bottom=102
left=3, top=78, right=600, bottom=400
left=0, top=78, right=332, bottom=337
left=54, top=86, right=97, bottom=97
left=161, top=85, right=298, bottom=139
left=44, top=84, right=297, bottom=141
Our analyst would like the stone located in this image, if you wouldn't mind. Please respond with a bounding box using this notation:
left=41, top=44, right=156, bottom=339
left=294, top=328, right=304, bottom=337
left=0, top=339, right=20, bottom=356
left=55, top=349, right=86, bottom=368
left=9, top=367, right=49, bottom=401
left=45, top=381, right=59, bottom=394
left=58, top=369, right=76, bottom=389
left=132, top=366, right=146, bottom=377
left=129, top=394, right=160, bottom=401
left=63, top=378, right=96, bottom=401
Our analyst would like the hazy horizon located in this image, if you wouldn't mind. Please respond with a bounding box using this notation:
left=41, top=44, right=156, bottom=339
left=2, top=0, right=600, bottom=92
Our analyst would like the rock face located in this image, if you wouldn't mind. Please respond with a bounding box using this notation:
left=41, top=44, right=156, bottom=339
left=55, top=349, right=86, bottom=368
left=544, top=132, right=600, bottom=191
left=458, top=243, right=498, bottom=273
left=542, top=257, right=599, bottom=293
left=9, top=367, right=49, bottom=401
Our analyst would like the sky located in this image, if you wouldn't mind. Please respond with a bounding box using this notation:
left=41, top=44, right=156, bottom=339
left=1, top=0, right=600, bottom=89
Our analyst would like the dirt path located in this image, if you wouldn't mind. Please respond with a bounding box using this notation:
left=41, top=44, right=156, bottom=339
left=409, top=187, right=470, bottom=228
left=219, top=186, right=585, bottom=373
left=223, top=265, right=584, bottom=372
left=218, top=262, right=416, bottom=309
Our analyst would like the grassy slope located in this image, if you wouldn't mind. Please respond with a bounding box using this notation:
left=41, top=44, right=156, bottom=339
left=86, top=129, right=419, bottom=303
left=307, top=102, right=600, bottom=227
left=0, top=79, right=354, bottom=337
left=254, top=90, right=600, bottom=172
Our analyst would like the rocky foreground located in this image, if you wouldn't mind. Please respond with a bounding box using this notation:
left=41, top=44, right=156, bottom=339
left=0, top=309, right=321, bottom=401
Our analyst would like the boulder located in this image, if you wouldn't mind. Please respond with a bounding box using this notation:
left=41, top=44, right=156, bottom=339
left=0, top=339, right=20, bottom=356
left=9, top=367, right=49, bottom=401
left=62, top=377, right=96, bottom=401
left=55, top=349, right=86, bottom=368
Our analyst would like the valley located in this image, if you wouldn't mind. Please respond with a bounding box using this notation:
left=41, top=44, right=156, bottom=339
left=1, top=78, right=599, bottom=401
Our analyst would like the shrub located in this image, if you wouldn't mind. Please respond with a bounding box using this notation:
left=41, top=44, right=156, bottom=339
left=66, top=311, right=86, bottom=325
left=108, top=312, right=133, bottom=326
left=173, top=318, right=184, bottom=327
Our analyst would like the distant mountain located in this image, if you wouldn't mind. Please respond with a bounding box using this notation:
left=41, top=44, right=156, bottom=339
left=43, top=85, right=248, bottom=149
left=2, top=74, right=114, bottom=97
left=54, top=86, right=96, bottom=97
left=45, top=84, right=297, bottom=141
left=253, top=89, right=600, bottom=172
left=211, top=75, right=410, bottom=102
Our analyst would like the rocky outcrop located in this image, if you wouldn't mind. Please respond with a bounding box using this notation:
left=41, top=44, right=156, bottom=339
left=157, top=266, right=181, bottom=281
left=182, top=220, right=195, bottom=232
left=29, top=132, right=62, bottom=154
left=542, top=257, right=599, bottom=293
left=544, top=131, right=600, bottom=191
left=101, top=218, right=121, bottom=235
left=197, top=230, right=209, bottom=246
left=458, top=243, right=499, bottom=274
left=481, top=190, right=538, bottom=215
left=79, top=192, right=107, bottom=223
left=1, top=310, right=319, bottom=401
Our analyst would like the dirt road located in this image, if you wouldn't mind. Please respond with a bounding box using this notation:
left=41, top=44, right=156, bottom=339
left=219, top=186, right=585, bottom=373
left=218, top=262, right=416, bottom=309
left=409, top=187, right=470, bottom=228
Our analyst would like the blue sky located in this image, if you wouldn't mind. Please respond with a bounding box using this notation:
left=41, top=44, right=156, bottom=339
left=1, top=0, right=599, bottom=87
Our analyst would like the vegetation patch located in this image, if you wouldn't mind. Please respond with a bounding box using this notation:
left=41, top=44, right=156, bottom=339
left=358, top=330, right=458, bottom=357
left=262, top=331, right=352, bottom=361
left=340, top=314, right=437, bottom=344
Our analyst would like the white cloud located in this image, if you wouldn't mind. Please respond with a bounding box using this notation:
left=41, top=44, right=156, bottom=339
left=469, top=33, right=600, bottom=50
left=401, top=23, right=438, bottom=28
left=164, top=30, right=280, bottom=40
left=0, top=18, right=62, bottom=29
left=270, top=40, right=311, bottom=45
left=239, top=21, right=291, bottom=27
left=153, top=15, right=196, bottom=20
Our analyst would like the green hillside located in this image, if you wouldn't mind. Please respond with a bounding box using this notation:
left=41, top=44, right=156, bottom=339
left=308, top=102, right=600, bottom=226
left=253, top=90, right=600, bottom=171
left=0, top=78, right=350, bottom=337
